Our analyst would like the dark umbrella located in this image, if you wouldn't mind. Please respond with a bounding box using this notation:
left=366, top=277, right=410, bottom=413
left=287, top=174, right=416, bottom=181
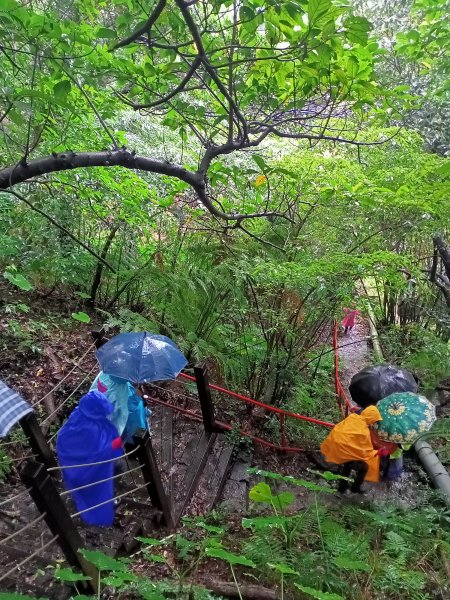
left=96, top=332, right=188, bottom=384
left=349, top=364, right=418, bottom=409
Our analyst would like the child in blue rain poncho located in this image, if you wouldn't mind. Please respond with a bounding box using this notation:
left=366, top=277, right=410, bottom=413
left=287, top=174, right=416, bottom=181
left=56, top=391, right=123, bottom=526
left=90, top=372, right=151, bottom=444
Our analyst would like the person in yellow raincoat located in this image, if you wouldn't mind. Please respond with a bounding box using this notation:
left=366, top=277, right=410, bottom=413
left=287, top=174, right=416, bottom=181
left=321, top=406, right=390, bottom=493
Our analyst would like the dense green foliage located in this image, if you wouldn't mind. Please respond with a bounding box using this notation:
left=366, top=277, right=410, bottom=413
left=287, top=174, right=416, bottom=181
left=3, top=470, right=450, bottom=600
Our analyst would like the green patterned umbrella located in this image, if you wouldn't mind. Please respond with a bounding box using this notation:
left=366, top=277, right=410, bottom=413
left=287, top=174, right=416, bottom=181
left=374, top=392, right=436, bottom=444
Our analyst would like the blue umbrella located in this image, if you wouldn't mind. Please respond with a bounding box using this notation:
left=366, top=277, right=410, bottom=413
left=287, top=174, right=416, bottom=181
left=96, top=332, right=188, bottom=384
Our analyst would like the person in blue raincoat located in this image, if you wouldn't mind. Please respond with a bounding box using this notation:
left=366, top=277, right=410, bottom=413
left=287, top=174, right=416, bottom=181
left=56, top=391, right=123, bottom=527
left=90, top=372, right=151, bottom=444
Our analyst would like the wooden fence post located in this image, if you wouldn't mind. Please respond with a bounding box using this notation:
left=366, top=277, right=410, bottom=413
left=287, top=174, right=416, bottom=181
left=91, top=328, right=107, bottom=349
left=134, top=430, right=174, bottom=529
left=20, top=460, right=99, bottom=593
left=20, top=413, right=57, bottom=470
left=194, top=365, right=216, bottom=433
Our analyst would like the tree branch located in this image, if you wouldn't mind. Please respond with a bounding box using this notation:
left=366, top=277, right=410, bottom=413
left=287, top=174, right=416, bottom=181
left=0, top=149, right=201, bottom=189
left=113, top=0, right=167, bottom=50
left=132, top=57, right=202, bottom=109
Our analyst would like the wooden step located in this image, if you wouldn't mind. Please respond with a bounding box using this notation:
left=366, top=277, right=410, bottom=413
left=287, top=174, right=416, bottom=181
left=219, top=458, right=251, bottom=514
left=174, top=431, right=216, bottom=524
left=187, top=434, right=234, bottom=515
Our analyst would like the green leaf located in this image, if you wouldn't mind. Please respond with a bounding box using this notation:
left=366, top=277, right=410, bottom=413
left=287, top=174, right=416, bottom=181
left=54, top=567, right=91, bottom=582
left=144, top=554, right=166, bottom=563
left=135, top=536, right=165, bottom=546
left=53, top=80, right=72, bottom=100
left=267, top=562, right=299, bottom=575
left=308, top=0, right=331, bottom=24
left=436, top=162, right=450, bottom=177
left=333, top=556, right=371, bottom=572
left=344, top=16, right=372, bottom=45
left=249, top=481, right=273, bottom=503
left=242, top=515, right=291, bottom=529
left=294, top=584, right=345, bottom=600
left=101, top=572, right=139, bottom=586
left=252, top=155, right=269, bottom=172
left=3, top=270, right=33, bottom=291
left=71, top=312, right=91, bottom=323
left=79, top=549, right=128, bottom=572
left=97, top=27, right=116, bottom=39
left=273, top=491, right=295, bottom=510
left=205, top=547, right=256, bottom=567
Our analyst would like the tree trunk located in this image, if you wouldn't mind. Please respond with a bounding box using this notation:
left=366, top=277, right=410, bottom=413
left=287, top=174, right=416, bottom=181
left=88, top=224, right=119, bottom=306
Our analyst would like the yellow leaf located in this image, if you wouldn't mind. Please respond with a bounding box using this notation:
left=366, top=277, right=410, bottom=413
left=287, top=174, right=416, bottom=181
left=255, top=175, right=267, bottom=187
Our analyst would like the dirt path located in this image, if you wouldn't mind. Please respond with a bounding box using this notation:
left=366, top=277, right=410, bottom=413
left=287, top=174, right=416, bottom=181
left=337, top=317, right=370, bottom=392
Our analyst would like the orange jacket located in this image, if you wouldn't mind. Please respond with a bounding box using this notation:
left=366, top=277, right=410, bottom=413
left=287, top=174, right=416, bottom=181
left=320, top=406, right=382, bottom=482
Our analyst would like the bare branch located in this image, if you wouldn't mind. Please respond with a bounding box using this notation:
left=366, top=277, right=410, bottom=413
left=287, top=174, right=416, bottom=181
left=132, top=57, right=202, bottom=109
left=113, top=0, right=167, bottom=50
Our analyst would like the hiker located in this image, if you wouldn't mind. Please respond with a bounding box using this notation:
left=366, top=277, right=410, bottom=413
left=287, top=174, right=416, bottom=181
left=56, top=390, right=123, bottom=526
left=320, top=406, right=391, bottom=493
left=342, top=303, right=359, bottom=334
left=90, top=371, right=151, bottom=445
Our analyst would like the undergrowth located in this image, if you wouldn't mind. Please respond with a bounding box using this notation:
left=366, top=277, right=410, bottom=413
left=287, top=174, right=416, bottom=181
left=4, top=469, right=449, bottom=600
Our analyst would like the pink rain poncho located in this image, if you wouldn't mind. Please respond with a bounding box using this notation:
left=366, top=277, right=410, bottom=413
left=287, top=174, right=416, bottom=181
left=342, top=307, right=359, bottom=329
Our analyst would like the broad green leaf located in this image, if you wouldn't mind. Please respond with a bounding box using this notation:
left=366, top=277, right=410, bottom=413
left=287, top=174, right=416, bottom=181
left=97, top=27, right=116, bottom=39
left=308, top=0, right=331, bottom=24
left=54, top=567, right=91, bottom=582
left=267, top=562, right=299, bottom=575
left=3, top=270, right=33, bottom=291
left=71, top=312, right=91, bottom=323
left=249, top=481, right=273, bottom=503
left=252, top=155, right=269, bottom=172
left=294, top=584, right=345, bottom=600
left=53, top=80, right=71, bottom=100
left=79, top=549, right=128, bottom=572
left=205, top=547, right=256, bottom=567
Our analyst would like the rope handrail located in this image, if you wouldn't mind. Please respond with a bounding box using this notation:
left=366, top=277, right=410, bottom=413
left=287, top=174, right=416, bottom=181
left=33, top=343, right=96, bottom=407
left=60, top=465, right=142, bottom=496
left=47, top=445, right=139, bottom=471
left=0, top=453, right=38, bottom=466
left=0, top=513, right=47, bottom=545
left=147, top=382, right=201, bottom=404
left=0, top=487, right=32, bottom=507
left=179, top=373, right=334, bottom=428
left=71, top=482, right=149, bottom=517
left=40, top=364, right=97, bottom=425
left=0, top=534, right=59, bottom=583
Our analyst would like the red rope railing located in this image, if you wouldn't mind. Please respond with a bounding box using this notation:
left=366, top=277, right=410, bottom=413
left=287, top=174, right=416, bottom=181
left=179, top=373, right=335, bottom=429
left=332, top=320, right=356, bottom=417
left=163, top=320, right=356, bottom=452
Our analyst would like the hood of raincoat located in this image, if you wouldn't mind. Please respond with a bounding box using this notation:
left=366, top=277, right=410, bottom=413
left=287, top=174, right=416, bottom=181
left=360, top=406, right=382, bottom=426
left=56, top=390, right=119, bottom=463
left=89, top=372, right=132, bottom=435
left=78, top=390, right=114, bottom=419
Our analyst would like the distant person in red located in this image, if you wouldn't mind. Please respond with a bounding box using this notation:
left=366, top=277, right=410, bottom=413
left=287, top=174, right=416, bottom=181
left=342, top=303, right=359, bottom=334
